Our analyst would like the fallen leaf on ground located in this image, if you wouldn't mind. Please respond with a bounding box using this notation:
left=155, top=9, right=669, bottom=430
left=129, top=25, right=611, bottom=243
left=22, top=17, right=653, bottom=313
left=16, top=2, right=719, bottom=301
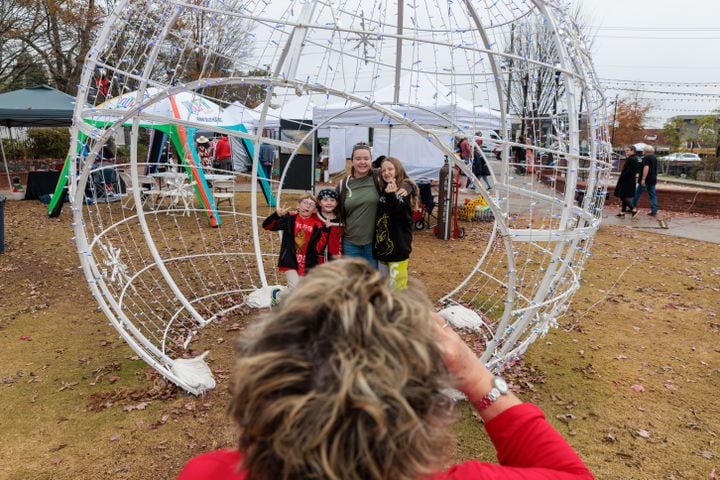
left=123, top=401, right=150, bottom=412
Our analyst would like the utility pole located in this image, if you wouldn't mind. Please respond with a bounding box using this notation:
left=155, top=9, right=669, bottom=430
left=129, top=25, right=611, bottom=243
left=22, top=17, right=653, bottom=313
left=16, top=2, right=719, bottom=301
left=504, top=23, right=515, bottom=116
left=610, top=94, right=619, bottom=148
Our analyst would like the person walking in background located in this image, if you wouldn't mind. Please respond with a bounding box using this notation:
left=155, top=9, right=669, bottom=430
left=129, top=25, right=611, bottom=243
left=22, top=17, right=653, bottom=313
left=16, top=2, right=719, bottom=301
left=457, top=137, right=474, bottom=189
left=213, top=135, right=232, bottom=172
left=471, top=132, right=493, bottom=190
left=614, top=146, right=640, bottom=217
left=258, top=138, right=276, bottom=180
left=631, top=145, right=659, bottom=217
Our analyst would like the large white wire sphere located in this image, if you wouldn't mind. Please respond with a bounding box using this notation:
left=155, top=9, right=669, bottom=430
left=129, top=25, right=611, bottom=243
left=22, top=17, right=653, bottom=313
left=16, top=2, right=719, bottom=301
left=69, top=0, right=612, bottom=394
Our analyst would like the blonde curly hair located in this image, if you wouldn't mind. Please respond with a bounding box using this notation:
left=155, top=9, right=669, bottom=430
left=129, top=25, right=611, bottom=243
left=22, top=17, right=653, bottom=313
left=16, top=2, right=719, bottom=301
left=229, top=258, right=455, bottom=480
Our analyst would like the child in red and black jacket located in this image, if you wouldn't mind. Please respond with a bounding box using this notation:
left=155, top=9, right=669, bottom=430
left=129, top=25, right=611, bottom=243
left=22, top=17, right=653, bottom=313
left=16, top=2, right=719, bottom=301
left=316, top=188, right=343, bottom=263
left=262, top=194, right=327, bottom=289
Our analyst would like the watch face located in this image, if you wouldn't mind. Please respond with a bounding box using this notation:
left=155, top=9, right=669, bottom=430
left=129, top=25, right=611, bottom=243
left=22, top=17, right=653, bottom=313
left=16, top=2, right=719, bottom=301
left=494, top=376, right=509, bottom=394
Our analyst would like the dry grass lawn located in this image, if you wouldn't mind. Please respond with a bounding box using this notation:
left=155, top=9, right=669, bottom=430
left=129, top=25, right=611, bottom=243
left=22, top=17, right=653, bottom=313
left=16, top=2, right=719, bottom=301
left=0, top=199, right=718, bottom=479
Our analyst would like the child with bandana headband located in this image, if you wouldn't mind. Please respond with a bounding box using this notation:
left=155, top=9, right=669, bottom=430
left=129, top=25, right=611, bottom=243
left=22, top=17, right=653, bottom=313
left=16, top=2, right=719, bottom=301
left=316, top=188, right=343, bottom=263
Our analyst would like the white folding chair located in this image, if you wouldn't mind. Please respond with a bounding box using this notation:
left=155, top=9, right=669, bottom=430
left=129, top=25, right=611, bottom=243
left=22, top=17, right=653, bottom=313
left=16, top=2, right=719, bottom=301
left=212, top=179, right=235, bottom=211
left=119, top=172, right=161, bottom=209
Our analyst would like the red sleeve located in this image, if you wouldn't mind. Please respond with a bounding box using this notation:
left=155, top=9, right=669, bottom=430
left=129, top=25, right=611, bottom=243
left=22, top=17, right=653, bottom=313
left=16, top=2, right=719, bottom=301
left=311, top=217, right=330, bottom=255
left=460, top=140, right=472, bottom=158
left=328, top=226, right=343, bottom=256
left=435, top=404, right=593, bottom=480
left=177, top=449, right=246, bottom=480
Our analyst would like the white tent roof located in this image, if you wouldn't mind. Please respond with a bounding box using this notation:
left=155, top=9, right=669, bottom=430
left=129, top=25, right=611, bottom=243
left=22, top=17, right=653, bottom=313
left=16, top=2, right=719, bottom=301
left=312, top=73, right=504, bottom=130
left=89, top=87, right=225, bottom=127
left=253, top=94, right=320, bottom=129
left=221, top=101, right=263, bottom=128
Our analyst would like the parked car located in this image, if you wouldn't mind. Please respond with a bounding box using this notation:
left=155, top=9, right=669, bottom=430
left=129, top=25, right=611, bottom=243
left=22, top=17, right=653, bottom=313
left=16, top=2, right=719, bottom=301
left=661, top=152, right=701, bottom=164
left=660, top=152, right=702, bottom=176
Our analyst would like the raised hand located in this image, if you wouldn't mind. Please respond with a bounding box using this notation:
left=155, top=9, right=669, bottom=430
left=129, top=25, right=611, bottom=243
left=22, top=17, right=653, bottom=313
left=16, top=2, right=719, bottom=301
left=318, top=212, right=332, bottom=227
left=431, top=312, right=482, bottom=385
left=276, top=203, right=290, bottom=216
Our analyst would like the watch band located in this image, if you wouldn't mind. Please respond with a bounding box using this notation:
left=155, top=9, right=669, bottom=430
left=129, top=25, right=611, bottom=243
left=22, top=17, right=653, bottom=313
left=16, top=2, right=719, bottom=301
left=472, top=376, right=508, bottom=412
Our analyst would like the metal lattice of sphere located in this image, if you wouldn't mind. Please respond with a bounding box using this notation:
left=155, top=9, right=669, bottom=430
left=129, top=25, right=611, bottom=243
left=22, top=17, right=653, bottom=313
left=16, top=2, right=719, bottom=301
left=67, top=0, right=612, bottom=394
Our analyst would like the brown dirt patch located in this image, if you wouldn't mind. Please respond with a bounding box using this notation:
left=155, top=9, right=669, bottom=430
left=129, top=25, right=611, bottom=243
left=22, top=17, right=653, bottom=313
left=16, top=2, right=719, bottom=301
left=0, top=199, right=718, bottom=479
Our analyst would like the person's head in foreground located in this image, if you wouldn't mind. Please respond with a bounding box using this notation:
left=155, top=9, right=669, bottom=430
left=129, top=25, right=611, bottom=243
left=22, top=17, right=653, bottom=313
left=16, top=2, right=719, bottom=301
left=179, top=260, right=594, bottom=480
left=230, top=259, right=454, bottom=480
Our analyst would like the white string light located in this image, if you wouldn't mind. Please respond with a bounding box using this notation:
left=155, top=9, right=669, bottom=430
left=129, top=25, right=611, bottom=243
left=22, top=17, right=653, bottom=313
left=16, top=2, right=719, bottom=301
left=68, top=0, right=611, bottom=393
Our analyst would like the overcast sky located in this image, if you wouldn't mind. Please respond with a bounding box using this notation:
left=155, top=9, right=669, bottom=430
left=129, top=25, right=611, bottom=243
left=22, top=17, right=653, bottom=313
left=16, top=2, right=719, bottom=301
left=576, top=0, right=720, bottom=127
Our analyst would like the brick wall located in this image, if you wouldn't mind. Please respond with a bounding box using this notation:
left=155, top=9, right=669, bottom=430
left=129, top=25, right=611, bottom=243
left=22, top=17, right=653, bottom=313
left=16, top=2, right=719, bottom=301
left=606, top=186, right=720, bottom=216
left=553, top=178, right=720, bottom=216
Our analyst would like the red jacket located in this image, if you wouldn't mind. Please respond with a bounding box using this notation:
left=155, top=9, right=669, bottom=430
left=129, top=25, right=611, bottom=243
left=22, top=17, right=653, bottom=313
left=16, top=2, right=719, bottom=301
left=214, top=136, right=231, bottom=160
left=262, top=212, right=327, bottom=276
left=177, top=403, right=593, bottom=480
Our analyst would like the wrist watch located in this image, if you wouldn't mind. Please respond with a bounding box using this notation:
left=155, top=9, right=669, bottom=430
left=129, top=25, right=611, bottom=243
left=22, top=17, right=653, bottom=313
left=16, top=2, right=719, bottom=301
left=473, top=376, right=509, bottom=411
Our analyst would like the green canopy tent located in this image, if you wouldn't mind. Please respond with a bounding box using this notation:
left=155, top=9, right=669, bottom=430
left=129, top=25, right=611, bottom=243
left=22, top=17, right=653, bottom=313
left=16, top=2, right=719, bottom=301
left=0, top=85, right=76, bottom=191
left=49, top=88, right=276, bottom=223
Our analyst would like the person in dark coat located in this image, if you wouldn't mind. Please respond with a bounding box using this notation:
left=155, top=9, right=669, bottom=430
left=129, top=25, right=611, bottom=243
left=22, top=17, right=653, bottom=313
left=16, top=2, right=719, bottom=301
left=613, top=146, right=639, bottom=217
left=471, top=132, right=492, bottom=190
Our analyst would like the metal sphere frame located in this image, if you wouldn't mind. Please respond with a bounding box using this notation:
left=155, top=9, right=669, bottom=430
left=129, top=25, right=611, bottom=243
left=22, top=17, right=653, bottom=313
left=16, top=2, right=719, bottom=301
left=66, top=0, right=612, bottom=394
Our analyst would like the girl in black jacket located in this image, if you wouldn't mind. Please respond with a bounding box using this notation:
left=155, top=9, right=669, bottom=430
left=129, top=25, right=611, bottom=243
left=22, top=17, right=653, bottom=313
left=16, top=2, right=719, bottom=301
left=372, top=157, right=417, bottom=290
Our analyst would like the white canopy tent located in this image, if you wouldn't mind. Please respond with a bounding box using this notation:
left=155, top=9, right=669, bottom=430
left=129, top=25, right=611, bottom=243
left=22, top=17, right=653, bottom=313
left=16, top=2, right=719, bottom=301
left=254, top=94, right=321, bottom=129
left=312, top=73, right=505, bottom=177
left=221, top=101, right=264, bottom=129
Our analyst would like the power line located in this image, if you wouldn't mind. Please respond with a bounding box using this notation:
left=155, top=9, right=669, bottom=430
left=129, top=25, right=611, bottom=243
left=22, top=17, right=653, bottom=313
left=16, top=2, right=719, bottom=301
left=602, top=87, right=720, bottom=98
left=590, top=26, right=720, bottom=32
left=598, top=64, right=720, bottom=70
left=600, top=79, right=720, bottom=87
left=595, top=34, right=720, bottom=40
